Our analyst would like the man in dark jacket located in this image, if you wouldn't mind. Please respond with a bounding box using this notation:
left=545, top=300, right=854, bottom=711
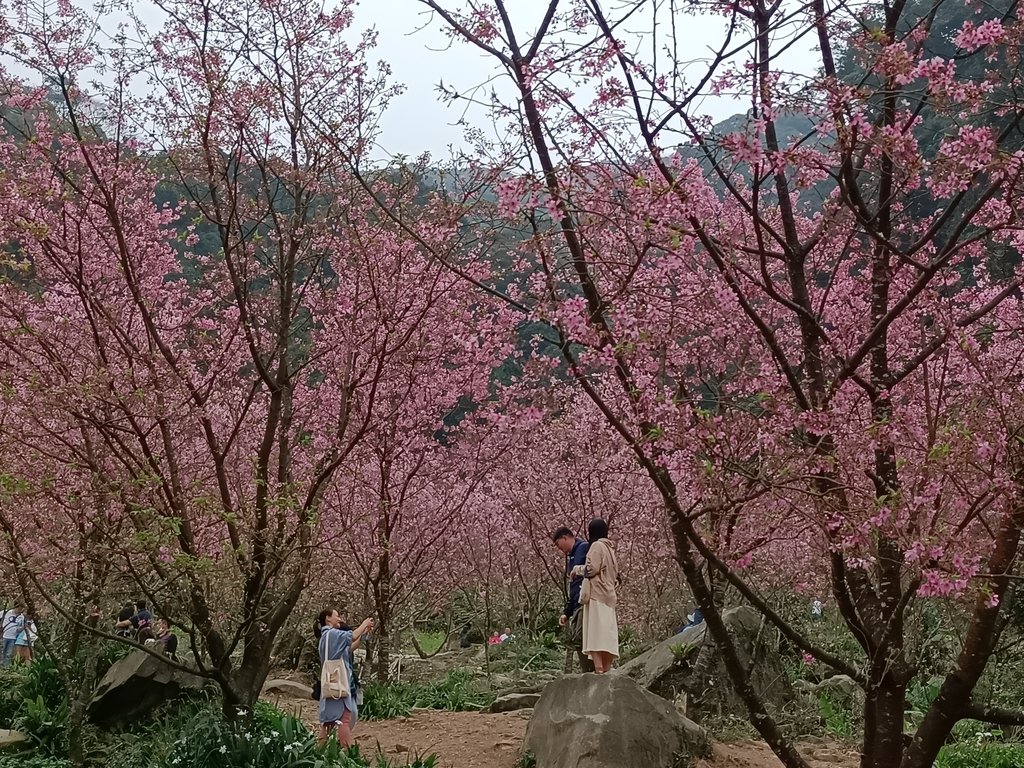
left=552, top=527, right=594, bottom=673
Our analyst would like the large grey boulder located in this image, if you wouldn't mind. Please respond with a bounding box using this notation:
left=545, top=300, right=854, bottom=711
left=618, top=606, right=794, bottom=721
left=618, top=621, right=707, bottom=698
left=89, top=650, right=206, bottom=726
left=523, top=674, right=711, bottom=768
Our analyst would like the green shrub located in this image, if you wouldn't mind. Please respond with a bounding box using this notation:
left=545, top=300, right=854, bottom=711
left=0, top=664, right=28, bottom=725
left=904, top=677, right=942, bottom=729
left=360, top=684, right=414, bottom=721
left=935, top=741, right=1024, bottom=768
left=149, top=704, right=436, bottom=768
left=817, top=692, right=855, bottom=740
left=20, top=655, right=66, bottom=711
left=0, top=656, right=70, bottom=758
left=360, top=670, right=494, bottom=721
left=20, top=694, right=69, bottom=758
left=0, top=757, right=71, bottom=768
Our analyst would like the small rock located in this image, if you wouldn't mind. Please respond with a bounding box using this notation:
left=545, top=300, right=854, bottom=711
left=262, top=679, right=314, bottom=699
left=488, top=692, right=541, bottom=713
left=394, top=744, right=409, bottom=753
left=0, top=729, right=28, bottom=752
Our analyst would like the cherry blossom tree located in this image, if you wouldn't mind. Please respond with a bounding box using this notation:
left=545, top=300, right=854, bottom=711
left=321, top=396, right=510, bottom=681
left=418, top=1, right=1024, bottom=766
left=493, top=394, right=686, bottom=637
left=0, top=0, right=508, bottom=714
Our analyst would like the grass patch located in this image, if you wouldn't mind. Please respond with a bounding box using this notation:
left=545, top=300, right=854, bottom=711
left=361, top=670, right=495, bottom=721
left=935, top=742, right=1024, bottom=768
left=411, top=630, right=446, bottom=656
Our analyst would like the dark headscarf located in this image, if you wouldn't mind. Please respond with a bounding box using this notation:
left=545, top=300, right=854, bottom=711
left=587, top=518, right=609, bottom=543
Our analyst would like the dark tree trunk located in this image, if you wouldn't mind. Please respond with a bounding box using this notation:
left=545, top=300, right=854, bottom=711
left=861, top=675, right=908, bottom=768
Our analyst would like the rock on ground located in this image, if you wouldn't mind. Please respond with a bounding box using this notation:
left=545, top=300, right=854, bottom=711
left=263, top=678, right=314, bottom=699
left=0, top=729, right=28, bottom=752
left=489, top=692, right=541, bottom=713
left=618, top=606, right=794, bottom=722
left=618, top=621, right=706, bottom=697
left=89, top=650, right=206, bottom=727
left=524, top=673, right=711, bottom=768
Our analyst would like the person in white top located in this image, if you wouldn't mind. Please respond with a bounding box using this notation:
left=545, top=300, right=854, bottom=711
left=811, top=599, right=824, bottom=621
left=1, top=605, right=23, bottom=667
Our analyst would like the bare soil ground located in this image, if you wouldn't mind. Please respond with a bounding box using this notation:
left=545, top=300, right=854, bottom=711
left=266, top=692, right=859, bottom=768
left=696, top=741, right=859, bottom=768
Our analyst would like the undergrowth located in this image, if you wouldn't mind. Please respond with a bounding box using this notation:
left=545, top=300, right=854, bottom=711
left=361, top=669, right=494, bottom=720
left=0, top=655, right=437, bottom=768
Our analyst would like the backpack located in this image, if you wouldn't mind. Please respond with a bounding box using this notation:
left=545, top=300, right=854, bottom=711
left=136, top=616, right=153, bottom=642
left=1, top=611, right=18, bottom=635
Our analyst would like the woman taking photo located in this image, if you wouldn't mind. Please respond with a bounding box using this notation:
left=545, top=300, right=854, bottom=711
left=314, top=609, right=373, bottom=747
left=571, top=518, right=619, bottom=673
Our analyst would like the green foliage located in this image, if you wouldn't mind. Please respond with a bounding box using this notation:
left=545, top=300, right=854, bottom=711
left=360, top=670, right=494, bottom=721
left=0, top=757, right=71, bottom=768
left=0, top=655, right=68, bottom=757
left=20, top=655, right=66, bottom=712
left=498, top=640, right=561, bottom=673
left=935, top=741, right=1024, bottom=768
left=514, top=752, right=536, bottom=768
left=668, top=641, right=696, bottom=662
left=92, top=698, right=433, bottom=768
left=0, top=664, right=27, bottom=725
left=533, top=630, right=559, bottom=650
left=5, top=678, right=437, bottom=768
left=160, top=700, right=433, bottom=768
left=816, top=692, right=855, bottom=740
left=94, top=641, right=134, bottom=681
left=21, top=694, right=69, bottom=758
left=411, top=631, right=445, bottom=656
left=904, top=676, right=942, bottom=730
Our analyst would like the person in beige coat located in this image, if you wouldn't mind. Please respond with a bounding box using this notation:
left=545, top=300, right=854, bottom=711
left=571, top=518, right=619, bottom=673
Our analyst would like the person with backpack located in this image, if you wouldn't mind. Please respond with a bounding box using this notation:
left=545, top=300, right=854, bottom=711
left=13, top=613, right=36, bottom=664
left=314, top=609, right=373, bottom=747
left=1, top=604, right=23, bottom=667
left=114, top=603, right=135, bottom=638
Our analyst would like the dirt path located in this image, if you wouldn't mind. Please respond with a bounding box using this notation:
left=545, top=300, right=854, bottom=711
left=267, top=693, right=859, bottom=768
left=358, top=709, right=530, bottom=767
left=696, top=740, right=859, bottom=768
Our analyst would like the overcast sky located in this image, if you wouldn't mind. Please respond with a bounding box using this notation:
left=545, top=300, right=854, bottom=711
left=364, top=0, right=795, bottom=158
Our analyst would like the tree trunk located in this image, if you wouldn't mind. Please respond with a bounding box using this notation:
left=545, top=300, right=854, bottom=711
left=861, top=676, right=908, bottom=768
left=222, top=632, right=276, bottom=718
left=374, top=549, right=393, bottom=682
left=67, top=626, right=102, bottom=768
